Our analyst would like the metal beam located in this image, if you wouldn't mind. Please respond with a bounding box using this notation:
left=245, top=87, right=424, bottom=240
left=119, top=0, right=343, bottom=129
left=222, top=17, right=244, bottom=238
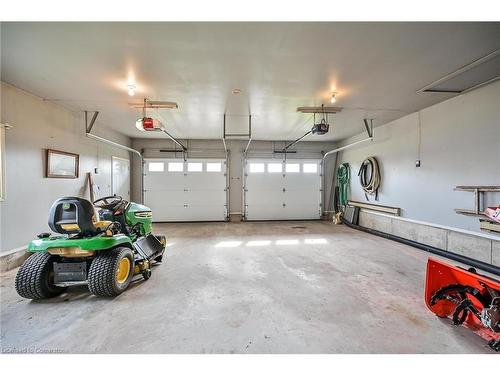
left=244, top=137, right=252, bottom=154
left=86, top=133, right=140, bottom=157
left=323, top=119, right=375, bottom=163
left=159, top=128, right=187, bottom=152
left=282, top=130, right=312, bottom=152
left=323, top=137, right=373, bottom=162
left=159, top=149, right=187, bottom=153
left=222, top=137, right=228, bottom=154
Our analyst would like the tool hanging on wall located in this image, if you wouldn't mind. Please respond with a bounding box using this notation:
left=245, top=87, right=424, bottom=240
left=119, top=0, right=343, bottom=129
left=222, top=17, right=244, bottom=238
left=358, top=156, right=381, bottom=201
left=337, top=163, right=350, bottom=207
left=86, top=172, right=100, bottom=202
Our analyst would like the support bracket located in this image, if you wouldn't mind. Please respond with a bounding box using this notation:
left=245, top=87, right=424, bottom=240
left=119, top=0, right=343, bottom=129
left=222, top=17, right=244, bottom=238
left=85, top=111, right=99, bottom=134
left=223, top=113, right=252, bottom=154
left=363, top=118, right=374, bottom=138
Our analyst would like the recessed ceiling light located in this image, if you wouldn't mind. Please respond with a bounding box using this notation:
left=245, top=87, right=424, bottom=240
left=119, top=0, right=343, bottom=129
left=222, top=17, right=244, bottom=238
left=330, top=92, right=337, bottom=104
left=128, top=84, right=136, bottom=96
left=232, top=88, right=242, bottom=95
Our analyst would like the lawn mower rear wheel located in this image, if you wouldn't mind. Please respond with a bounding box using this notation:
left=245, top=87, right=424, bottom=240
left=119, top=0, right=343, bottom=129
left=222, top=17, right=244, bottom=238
left=15, top=252, right=66, bottom=299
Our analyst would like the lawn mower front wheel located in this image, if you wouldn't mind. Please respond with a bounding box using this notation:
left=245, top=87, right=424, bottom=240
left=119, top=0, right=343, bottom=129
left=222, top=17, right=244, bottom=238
left=15, top=252, right=66, bottom=299
left=88, top=247, right=134, bottom=297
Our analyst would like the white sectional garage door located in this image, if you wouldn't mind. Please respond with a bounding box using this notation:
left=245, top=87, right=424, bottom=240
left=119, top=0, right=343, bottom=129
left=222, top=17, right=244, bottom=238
left=144, top=158, right=227, bottom=222
left=244, top=159, right=322, bottom=220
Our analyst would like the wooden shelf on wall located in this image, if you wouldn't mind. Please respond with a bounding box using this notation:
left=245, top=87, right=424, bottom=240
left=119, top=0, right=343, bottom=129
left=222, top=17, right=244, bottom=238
left=348, top=200, right=401, bottom=216
left=454, top=185, right=500, bottom=217
left=454, top=209, right=487, bottom=217
left=479, top=220, right=500, bottom=233
left=454, top=186, right=500, bottom=192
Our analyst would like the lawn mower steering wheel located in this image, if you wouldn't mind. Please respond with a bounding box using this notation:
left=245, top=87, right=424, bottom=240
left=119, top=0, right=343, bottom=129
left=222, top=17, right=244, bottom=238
left=93, top=195, right=123, bottom=210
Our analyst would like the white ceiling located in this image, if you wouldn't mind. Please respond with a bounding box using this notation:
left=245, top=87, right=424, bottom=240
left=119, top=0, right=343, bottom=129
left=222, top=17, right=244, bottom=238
left=2, top=22, right=500, bottom=141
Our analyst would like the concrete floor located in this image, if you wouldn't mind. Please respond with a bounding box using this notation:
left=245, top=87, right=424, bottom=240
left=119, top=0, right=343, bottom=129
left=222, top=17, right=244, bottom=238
left=0, top=221, right=493, bottom=354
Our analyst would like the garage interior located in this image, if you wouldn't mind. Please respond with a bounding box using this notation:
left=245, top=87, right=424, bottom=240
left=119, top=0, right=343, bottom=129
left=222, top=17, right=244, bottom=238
left=0, top=22, right=499, bottom=354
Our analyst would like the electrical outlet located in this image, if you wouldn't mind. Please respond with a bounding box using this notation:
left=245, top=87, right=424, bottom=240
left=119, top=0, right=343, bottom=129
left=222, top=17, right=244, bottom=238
left=94, top=168, right=99, bottom=174
left=415, top=160, right=421, bottom=168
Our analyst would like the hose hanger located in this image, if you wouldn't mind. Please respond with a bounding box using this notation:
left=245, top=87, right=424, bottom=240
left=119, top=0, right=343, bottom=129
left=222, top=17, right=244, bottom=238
left=358, top=156, right=381, bottom=201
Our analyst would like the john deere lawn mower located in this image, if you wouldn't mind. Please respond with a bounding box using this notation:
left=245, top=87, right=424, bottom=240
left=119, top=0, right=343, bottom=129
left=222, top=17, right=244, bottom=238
left=15, top=196, right=166, bottom=299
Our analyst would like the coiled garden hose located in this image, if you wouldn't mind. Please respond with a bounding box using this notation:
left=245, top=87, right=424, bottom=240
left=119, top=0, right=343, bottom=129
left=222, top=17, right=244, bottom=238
left=358, top=156, right=380, bottom=200
left=337, top=163, right=350, bottom=207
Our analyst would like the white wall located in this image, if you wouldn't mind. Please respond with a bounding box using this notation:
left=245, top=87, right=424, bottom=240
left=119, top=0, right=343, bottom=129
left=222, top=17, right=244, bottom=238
left=0, top=82, right=132, bottom=253
left=338, top=80, right=500, bottom=233
left=131, top=138, right=338, bottom=217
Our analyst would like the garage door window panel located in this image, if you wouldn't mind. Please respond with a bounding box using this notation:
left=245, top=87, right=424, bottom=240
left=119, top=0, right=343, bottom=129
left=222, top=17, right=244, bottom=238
left=285, top=163, right=300, bottom=173
left=187, top=162, right=203, bottom=172
left=249, top=163, right=265, bottom=173
left=268, top=163, right=283, bottom=173
left=303, top=163, right=318, bottom=173
left=168, top=162, right=184, bottom=172
left=207, top=162, right=222, bottom=172
left=148, top=162, right=164, bottom=172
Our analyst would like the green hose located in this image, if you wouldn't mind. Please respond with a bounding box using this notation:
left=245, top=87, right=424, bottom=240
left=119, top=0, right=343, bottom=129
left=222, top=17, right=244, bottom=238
left=337, top=163, right=350, bottom=207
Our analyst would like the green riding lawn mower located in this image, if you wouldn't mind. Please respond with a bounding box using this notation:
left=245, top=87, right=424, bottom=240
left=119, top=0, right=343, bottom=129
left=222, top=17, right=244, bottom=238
left=15, top=196, right=166, bottom=299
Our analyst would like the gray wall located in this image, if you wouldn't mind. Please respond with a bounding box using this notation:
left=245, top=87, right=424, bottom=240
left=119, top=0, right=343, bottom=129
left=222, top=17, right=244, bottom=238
left=131, top=138, right=338, bottom=217
left=0, top=82, right=132, bottom=254
left=338, top=79, right=500, bottom=234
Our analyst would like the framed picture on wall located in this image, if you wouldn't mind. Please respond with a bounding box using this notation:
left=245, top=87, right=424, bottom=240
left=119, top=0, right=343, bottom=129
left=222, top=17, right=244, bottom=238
left=46, top=149, right=79, bottom=178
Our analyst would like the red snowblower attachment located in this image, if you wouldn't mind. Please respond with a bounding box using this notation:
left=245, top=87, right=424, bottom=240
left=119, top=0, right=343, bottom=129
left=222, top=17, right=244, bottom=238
left=425, top=258, right=500, bottom=351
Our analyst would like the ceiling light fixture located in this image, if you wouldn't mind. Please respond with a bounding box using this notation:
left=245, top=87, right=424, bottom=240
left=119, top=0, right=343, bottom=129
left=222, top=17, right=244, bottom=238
left=330, top=92, right=337, bottom=104
left=232, top=88, right=242, bottom=95
left=127, top=84, right=136, bottom=96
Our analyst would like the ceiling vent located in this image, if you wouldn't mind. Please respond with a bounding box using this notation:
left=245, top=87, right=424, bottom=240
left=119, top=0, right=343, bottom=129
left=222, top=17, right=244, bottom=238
left=417, top=48, right=500, bottom=94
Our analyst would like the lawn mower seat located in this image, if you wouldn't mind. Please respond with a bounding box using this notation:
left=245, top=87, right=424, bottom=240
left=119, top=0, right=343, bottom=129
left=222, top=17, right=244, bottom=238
left=48, top=197, right=112, bottom=235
